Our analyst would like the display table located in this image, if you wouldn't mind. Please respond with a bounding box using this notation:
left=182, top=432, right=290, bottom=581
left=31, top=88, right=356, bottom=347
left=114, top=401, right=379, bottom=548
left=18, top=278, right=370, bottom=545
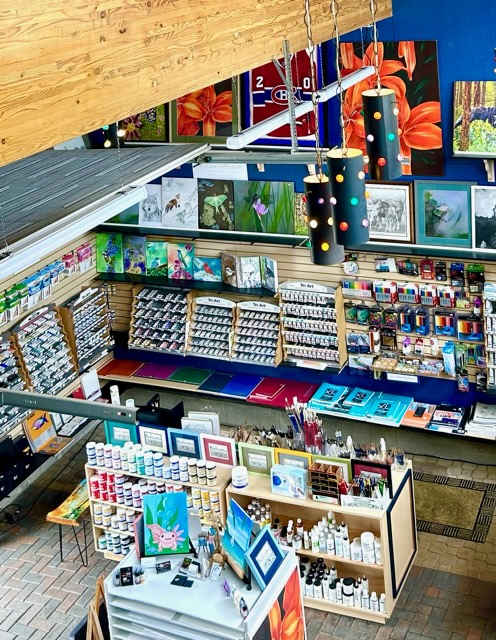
left=104, top=548, right=305, bottom=640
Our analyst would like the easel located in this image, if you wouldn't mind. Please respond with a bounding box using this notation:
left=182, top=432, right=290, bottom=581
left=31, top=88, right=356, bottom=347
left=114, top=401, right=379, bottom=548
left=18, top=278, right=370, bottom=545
left=86, top=575, right=106, bottom=640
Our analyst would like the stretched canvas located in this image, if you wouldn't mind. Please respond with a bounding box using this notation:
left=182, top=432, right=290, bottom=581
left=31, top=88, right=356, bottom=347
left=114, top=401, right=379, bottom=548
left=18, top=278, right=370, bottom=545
left=120, top=105, right=167, bottom=143
left=220, top=252, right=238, bottom=287
left=260, top=256, right=278, bottom=292
left=143, top=493, right=189, bottom=556
left=237, top=256, right=262, bottom=289
left=198, top=179, right=235, bottom=230
left=145, top=241, right=168, bottom=276
left=167, top=243, right=194, bottom=280
left=138, top=184, right=163, bottom=227
left=161, top=177, right=198, bottom=230
left=339, top=40, right=443, bottom=176
left=253, top=568, right=305, bottom=640
left=453, top=81, right=496, bottom=157
left=193, top=256, right=222, bottom=282
left=123, top=235, right=146, bottom=274
left=294, top=192, right=307, bottom=236
left=234, top=181, right=295, bottom=234
left=96, top=233, right=123, bottom=273
left=221, top=499, right=253, bottom=578
left=472, top=186, right=496, bottom=249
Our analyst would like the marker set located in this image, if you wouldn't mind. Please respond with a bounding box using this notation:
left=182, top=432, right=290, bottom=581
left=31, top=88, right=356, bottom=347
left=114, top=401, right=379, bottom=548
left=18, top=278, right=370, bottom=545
left=372, top=281, right=397, bottom=304
left=341, top=280, right=374, bottom=300
left=456, top=316, right=484, bottom=342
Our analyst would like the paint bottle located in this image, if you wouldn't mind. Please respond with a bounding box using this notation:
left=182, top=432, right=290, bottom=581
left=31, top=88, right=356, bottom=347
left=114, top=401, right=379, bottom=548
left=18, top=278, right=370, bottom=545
left=335, top=579, right=343, bottom=602
left=379, top=593, right=387, bottom=614
left=296, top=518, right=304, bottom=536
left=311, top=532, right=320, bottom=554
left=353, top=584, right=361, bottom=608
left=322, top=576, right=330, bottom=600
left=340, top=521, right=348, bottom=538
left=303, top=531, right=310, bottom=550
left=370, top=591, right=379, bottom=612
left=329, top=582, right=337, bottom=602
left=342, top=535, right=351, bottom=559
left=334, top=528, right=343, bottom=556
left=361, top=589, right=370, bottom=609
left=305, top=579, right=314, bottom=598
left=329, top=565, right=338, bottom=581
left=326, top=534, right=335, bottom=555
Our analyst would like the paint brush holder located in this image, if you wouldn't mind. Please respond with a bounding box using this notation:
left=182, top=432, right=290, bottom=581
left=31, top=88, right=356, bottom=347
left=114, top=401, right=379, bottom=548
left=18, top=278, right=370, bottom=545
left=309, top=460, right=343, bottom=503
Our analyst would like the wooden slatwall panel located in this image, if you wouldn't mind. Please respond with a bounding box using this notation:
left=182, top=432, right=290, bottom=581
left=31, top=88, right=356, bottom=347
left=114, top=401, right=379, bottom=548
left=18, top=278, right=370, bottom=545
left=0, top=232, right=98, bottom=333
left=107, top=236, right=495, bottom=383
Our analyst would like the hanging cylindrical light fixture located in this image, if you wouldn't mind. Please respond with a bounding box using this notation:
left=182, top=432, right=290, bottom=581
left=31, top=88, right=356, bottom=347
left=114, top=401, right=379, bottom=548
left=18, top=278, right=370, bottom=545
left=326, top=0, right=369, bottom=246
left=327, top=149, right=369, bottom=245
left=361, top=1, right=402, bottom=180
left=301, top=0, right=344, bottom=265
left=303, top=175, right=345, bottom=265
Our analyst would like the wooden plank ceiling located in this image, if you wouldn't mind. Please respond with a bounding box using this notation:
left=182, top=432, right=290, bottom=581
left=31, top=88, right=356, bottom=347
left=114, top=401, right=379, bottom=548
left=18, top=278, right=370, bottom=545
left=0, top=0, right=392, bottom=168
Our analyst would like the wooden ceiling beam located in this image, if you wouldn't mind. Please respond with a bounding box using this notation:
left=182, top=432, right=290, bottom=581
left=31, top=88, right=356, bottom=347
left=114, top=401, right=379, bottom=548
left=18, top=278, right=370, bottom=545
left=0, top=0, right=392, bottom=167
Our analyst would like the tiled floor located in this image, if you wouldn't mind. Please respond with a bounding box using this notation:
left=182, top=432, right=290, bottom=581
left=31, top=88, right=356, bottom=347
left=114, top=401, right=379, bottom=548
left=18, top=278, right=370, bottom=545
left=0, top=428, right=495, bottom=639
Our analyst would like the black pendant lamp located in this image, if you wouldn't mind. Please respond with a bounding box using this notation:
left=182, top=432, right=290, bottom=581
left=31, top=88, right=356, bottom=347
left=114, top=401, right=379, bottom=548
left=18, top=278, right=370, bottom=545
left=303, top=175, right=345, bottom=265
left=326, top=149, right=369, bottom=246
left=361, top=1, right=402, bottom=180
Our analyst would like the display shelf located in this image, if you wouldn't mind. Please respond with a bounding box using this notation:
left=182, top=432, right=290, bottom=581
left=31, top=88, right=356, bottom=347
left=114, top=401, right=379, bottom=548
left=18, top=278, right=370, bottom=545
left=94, top=523, right=136, bottom=537
left=302, top=596, right=387, bottom=623
left=296, top=547, right=384, bottom=571
left=232, top=300, right=282, bottom=367
left=187, top=295, right=235, bottom=360
left=91, top=498, right=143, bottom=513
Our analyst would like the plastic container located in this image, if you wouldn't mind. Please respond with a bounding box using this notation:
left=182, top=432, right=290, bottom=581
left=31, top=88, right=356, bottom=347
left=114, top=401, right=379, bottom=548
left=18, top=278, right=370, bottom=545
left=231, top=466, right=249, bottom=489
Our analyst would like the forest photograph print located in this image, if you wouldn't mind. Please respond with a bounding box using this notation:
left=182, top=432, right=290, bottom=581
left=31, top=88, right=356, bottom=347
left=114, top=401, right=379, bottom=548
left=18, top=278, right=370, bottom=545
left=453, top=81, right=496, bottom=156
left=339, top=41, right=443, bottom=175
left=234, top=181, right=295, bottom=235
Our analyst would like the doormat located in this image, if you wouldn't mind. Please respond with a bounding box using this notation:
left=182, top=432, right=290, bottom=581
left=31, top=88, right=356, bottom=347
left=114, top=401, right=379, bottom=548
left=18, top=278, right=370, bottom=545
left=413, top=472, right=496, bottom=543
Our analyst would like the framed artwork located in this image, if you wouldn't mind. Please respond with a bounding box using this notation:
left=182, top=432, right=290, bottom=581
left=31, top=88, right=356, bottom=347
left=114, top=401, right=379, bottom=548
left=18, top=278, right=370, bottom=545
left=200, top=433, right=237, bottom=467
left=234, top=180, right=295, bottom=235
left=145, top=240, right=168, bottom=276
left=221, top=498, right=253, bottom=579
left=143, top=493, right=189, bottom=556
left=274, top=449, right=312, bottom=470
left=193, top=256, right=222, bottom=282
left=244, top=48, right=323, bottom=147
left=453, top=81, right=496, bottom=157
left=471, top=186, right=496, bottom=249
left=95, top=233, right=123, bottom=273
left=167, top=428, right=201, bottom=459
left=237, top=443, right=275, bottom=476
left=245, top=526, right=285, bottom=591
left=351, top=459, right=393, bottom=498
left=138, top=183, right=162, bottom=228
left=161, top=177, right=199, bottom=231
left=167, top=242, right=194, bottom=280
left=120, top=105, right=168, bottom=143
left=311, top=455, right=352, bottom=484
left=138, top=424, right=169, bottom=455
left=170, top=78, right=240, bottom=144
left=338, top=40, right=443, bottom=176
left=366, top=182, right=414, bottom=243
left=415, top=180, right=475, bottom=247
left=198, top=178, right=235, bottom=231
left=104, top=420, right=139, bottom=446
left=122, top=235, right=146, bottom=274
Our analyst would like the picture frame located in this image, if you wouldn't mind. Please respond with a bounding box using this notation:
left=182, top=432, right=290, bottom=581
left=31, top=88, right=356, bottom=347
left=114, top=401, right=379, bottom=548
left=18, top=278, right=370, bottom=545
left=120, top=105, right=168, bottom=144
left=104, top=421, right=139, bottom=447
left=170, top=77, right=240, bottom=144
left=415, top=180, right=475, bottom=247
left=366, top=181, right=414, bottom=243
left=167, top=428, right=201, bottom=459
left=200, top=433, right=237, bottom=467
left=245, top=525, right=285, bottom=591
left=275, top=448, right=313, bottom=470
left=311, top=455, right=352, bottom=484
left=237, top=443, right=275, bottom=476
left=138, top=423, right=169, bottom=455
left=453, top=81, right=496, bottom=158
left=471, top=185, right=496, bottom=249
left=351, top=459, right=393, bottom=498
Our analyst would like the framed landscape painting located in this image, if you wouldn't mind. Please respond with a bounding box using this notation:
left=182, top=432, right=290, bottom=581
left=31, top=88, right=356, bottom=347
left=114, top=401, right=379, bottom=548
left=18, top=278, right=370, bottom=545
left=366, top=182, right=414, bottom=243
left=471, top=186, right=496, bottom=249
left=415, top=181, right=474, bottom=247
left=453, top=81, right=496, bottom=157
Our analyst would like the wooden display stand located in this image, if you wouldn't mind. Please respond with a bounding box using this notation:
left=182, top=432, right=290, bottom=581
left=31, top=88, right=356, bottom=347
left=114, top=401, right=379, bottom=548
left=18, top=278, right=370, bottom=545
left=226, top=464, right=417, bottom=624
left=231, top=300, right=283, bottom=367
left=85, top=461, right=232, bottom=562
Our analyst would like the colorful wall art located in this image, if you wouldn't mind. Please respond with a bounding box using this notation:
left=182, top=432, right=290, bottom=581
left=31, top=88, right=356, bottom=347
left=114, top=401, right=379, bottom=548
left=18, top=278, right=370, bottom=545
left=453, top=81, right=496, bottom=157
left=234, top=181, right=295, bottom=234
left=193, top=257, right=222, bottom=282
left=253, top=568, right=305, bottom=640
left=96, top=233, right=124, bottom=273
left=339, top=40, right=443, bottom=176
left=198, top=179, right=235, bottom=230
left=161, top=177, right=199, bottom=230
left=167, top=243, right=194, bottom=280
left=119, top=105, right=168, bottom=143
left=122, top=235, right=146, bottom=274
left=143, top=493, right=189, bottom=556
left=145, top=241, right=168, bottom=276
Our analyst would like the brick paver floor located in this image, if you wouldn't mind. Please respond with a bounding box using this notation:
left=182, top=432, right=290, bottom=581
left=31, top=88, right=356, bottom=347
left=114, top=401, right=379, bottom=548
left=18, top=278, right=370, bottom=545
left=0, top=427, right=494, bottom=639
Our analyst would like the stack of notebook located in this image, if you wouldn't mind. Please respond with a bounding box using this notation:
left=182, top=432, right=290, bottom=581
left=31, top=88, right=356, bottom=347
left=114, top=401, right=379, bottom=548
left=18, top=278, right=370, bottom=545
left=465, top=403, right=496, bottom=440
left=366, top=393, right=413, bottom=427
left=427, top=405, right=468, bottom=435
left=402, top=402, right=437, bottom=429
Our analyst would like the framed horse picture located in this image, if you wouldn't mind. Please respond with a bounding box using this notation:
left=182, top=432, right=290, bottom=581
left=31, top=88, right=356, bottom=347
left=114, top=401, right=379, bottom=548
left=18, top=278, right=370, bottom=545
left=366, top=182, right=414, bottom=244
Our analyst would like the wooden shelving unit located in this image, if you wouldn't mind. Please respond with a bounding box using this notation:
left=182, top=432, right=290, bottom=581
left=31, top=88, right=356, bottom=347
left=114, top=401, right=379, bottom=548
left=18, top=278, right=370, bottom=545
left=225, top=467, right=417, bottom=623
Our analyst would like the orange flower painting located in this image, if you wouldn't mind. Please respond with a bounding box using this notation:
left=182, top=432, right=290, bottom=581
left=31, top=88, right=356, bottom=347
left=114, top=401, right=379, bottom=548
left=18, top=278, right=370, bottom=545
left=254, top=569, right=305, bottom=640
left=172, top=79, right=238, bottom=142
left=339, top=41, right=443, bottom=176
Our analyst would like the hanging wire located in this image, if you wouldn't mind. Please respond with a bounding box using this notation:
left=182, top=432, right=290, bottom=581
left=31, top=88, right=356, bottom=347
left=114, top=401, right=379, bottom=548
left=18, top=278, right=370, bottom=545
left=330, top=0, right=347, bottom=156
left=303, top=0, right=324, bottom=178
left=369, top=0, right=381, bottom=93
left=115, top=122, right=125, bottom=190
left=0, top=205, right=9, bottom=253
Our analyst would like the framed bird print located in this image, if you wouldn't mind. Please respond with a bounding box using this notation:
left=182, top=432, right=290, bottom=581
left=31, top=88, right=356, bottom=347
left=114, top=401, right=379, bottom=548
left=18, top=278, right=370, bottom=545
left=167, top=243, right=194, bottom=280
left=193, top=256, right=222, bottom=282
left=243, top=48, right=323, bottom=147
left=170, top=77, right=240, bottom=144
left=143, top=493, right=190, bottom=556
left=234, top=180, right=295, bottom=235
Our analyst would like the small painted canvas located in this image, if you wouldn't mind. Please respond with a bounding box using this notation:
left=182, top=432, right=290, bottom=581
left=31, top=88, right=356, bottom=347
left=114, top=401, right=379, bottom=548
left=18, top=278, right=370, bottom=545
left=108, top=203, right=140, bottom=225
left=193, top=256, right=222, bottom=282
left=234, top=181, right=295, bottom=234
left=161, top=177, right=198, bottom=230
left=143, top=493, right=189, bottom=556
left=221, top=499, right=253, bottom=579
left=253, top=568, right=305, bottom=640
left=220, top=252, right=238, bottom=287
left=472, top=186, right=496, bottom=249
left=96, top=233, right=124, bottom=273
left=453, top=81, right=496, bottom=157
left=237, top=256, right=262, bottom=289
left=139, top=184, right=163, bottom=227
left=260, top=256, right=278, bottom=292
left=198, top=179, right=235, bottom=230
left=123, top=235, right=146, bottom=274
left=120, top=105, right=167, bottom=143
left=145, top=241, right=168, bottom=276
left=167, top=243, right=194, bottom=280
left=294, top=193, right=307, bottom=236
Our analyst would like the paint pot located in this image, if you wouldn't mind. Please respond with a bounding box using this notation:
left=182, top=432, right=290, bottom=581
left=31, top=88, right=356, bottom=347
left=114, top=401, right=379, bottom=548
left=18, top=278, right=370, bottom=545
left=341, top=577, right=355, bottom=597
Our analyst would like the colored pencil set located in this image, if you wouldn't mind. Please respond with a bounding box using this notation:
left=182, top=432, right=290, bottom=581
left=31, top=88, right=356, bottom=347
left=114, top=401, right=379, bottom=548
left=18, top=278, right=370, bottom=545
left=372, top=280, right=397, bottom=303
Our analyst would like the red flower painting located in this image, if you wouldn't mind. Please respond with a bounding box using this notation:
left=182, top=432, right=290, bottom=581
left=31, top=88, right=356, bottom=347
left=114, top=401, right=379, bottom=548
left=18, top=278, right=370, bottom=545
left=254, top=569, right=304, bottom=640
left=339, top=41, right=443, bottom=176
